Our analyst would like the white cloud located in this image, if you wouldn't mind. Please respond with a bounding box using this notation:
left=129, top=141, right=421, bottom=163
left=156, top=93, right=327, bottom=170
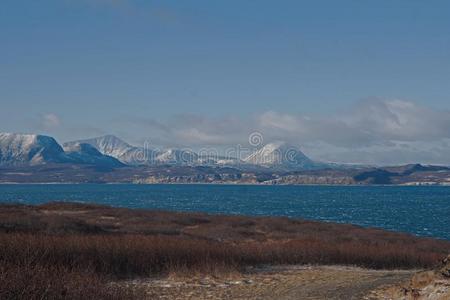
left=41, top=113, right=61, bottom=129
left=345, top=99, right=450, bottom=142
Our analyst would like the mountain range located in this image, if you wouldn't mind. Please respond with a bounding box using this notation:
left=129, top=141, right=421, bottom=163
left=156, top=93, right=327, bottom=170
left=0, top=132, right=319, bottom=170
left=1, top=132, right=449, bottom=185
left=0, top=133, right=123, bottom=168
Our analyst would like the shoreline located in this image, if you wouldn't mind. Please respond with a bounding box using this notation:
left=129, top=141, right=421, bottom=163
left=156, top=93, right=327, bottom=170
left=1, top=181, right=450, bottom=186
left=1, top=201, right=449, bottom=258
left=0, top=201, right=447, bottom=242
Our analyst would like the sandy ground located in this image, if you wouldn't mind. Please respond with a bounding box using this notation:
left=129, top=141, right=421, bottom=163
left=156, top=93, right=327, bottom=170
left=119, top=266, right=418, bottom=300
left=369, top=269, right=450, bottom=300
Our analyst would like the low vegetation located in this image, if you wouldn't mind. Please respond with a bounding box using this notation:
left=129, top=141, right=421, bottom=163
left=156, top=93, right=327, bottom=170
left=1, top=202, right=449, bottom=299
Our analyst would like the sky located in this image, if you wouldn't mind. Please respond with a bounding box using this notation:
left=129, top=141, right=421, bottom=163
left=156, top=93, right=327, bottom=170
left=1, top=0, right=450, bottom=165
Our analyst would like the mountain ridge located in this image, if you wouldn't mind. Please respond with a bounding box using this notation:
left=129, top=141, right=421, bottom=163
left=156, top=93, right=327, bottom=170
left=0, top=132, right=332, bottom=170
left=243, top=141, right=317, bottom=170
left=66, top=135, right=240, bottom=167
left=0, top=133, right=69, bottom=166
left=1, top=132, right=450, bottom=185
left=64, top=135, right=147, bottom=166
left=63, top=142, right=124, bottom=168
left=0, top=133, right=124, bottom=168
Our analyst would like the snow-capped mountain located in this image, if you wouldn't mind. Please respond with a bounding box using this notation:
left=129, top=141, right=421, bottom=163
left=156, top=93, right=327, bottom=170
left=197, top=155, right=241, bottom=166
left=0, top=132, right=125, bottom=168
left=154, top=148, right=198, bottom=165
left=0, top=133, right=70, bottom=166
left=65, top=135, right=135, bottom=158
left=1, top=132, right=318, bottom=170
left=66, top=136, right=319, bottom=169
left=243, top=141, right=315, bottom=170
left=63, top=142, right=124, bottom=167
left=67, top=135, right=203, bottom=166
left=64, top=135, right=155, bottom=166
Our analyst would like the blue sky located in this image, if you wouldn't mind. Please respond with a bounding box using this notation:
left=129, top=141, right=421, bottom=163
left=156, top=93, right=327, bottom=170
left=1, top=0, right=450, bottom=164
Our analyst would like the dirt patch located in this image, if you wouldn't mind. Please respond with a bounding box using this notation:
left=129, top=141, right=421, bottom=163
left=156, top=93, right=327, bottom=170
left=369, top=256, right=450, bottom=299
left=121, top=266, right=416, bottom=299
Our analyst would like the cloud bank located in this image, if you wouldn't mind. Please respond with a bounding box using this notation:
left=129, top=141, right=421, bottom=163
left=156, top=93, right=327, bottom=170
left=125, top=99, right=450, bottom=165
left=40, top=113, right=61, bottom=130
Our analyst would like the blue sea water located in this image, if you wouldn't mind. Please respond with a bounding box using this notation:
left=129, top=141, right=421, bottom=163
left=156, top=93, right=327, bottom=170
left=0, top=184, right=449, bottom=240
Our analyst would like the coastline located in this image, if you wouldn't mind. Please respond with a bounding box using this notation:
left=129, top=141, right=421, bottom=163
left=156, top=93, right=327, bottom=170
left=1, top=184, right=449, bottom=241
left=1, top=181, right=450, bottom=186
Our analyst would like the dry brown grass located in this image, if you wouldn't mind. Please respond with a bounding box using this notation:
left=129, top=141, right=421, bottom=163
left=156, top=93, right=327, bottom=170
left=0, top=262, right=142, bottom=300
left=0, top=202, right=449, bottom=299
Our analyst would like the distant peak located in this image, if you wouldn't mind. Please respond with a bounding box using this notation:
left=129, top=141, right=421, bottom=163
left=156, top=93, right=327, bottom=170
left=243, top=141, right=313, bottom=169
left=0, top=132, right=60, bottom=145
left=0, top=132, right=67, bottom=166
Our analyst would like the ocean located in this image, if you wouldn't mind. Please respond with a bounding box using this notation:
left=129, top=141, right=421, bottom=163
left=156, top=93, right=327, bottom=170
left=0, top=184, right=449, bottom=240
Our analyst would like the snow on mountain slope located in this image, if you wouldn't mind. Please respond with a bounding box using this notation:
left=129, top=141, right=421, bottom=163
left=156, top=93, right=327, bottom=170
left=64, top=135, right=155, bottom=166
left=65, top=135, right=135, bottom=158
left=65, top=136, right=319, bottom=169
left=0, top=133, right=323, bottom=170
left=243, top=141, right=315, bottom=170
left=197, top=155, right=241, bottom=166
left=0, top=133, right=69, bottom=166
left=66, top=135, right=204, bottom=166
left=63, top=143, right=124, bottom=167
left=154, top=148, right=199, bottom=165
